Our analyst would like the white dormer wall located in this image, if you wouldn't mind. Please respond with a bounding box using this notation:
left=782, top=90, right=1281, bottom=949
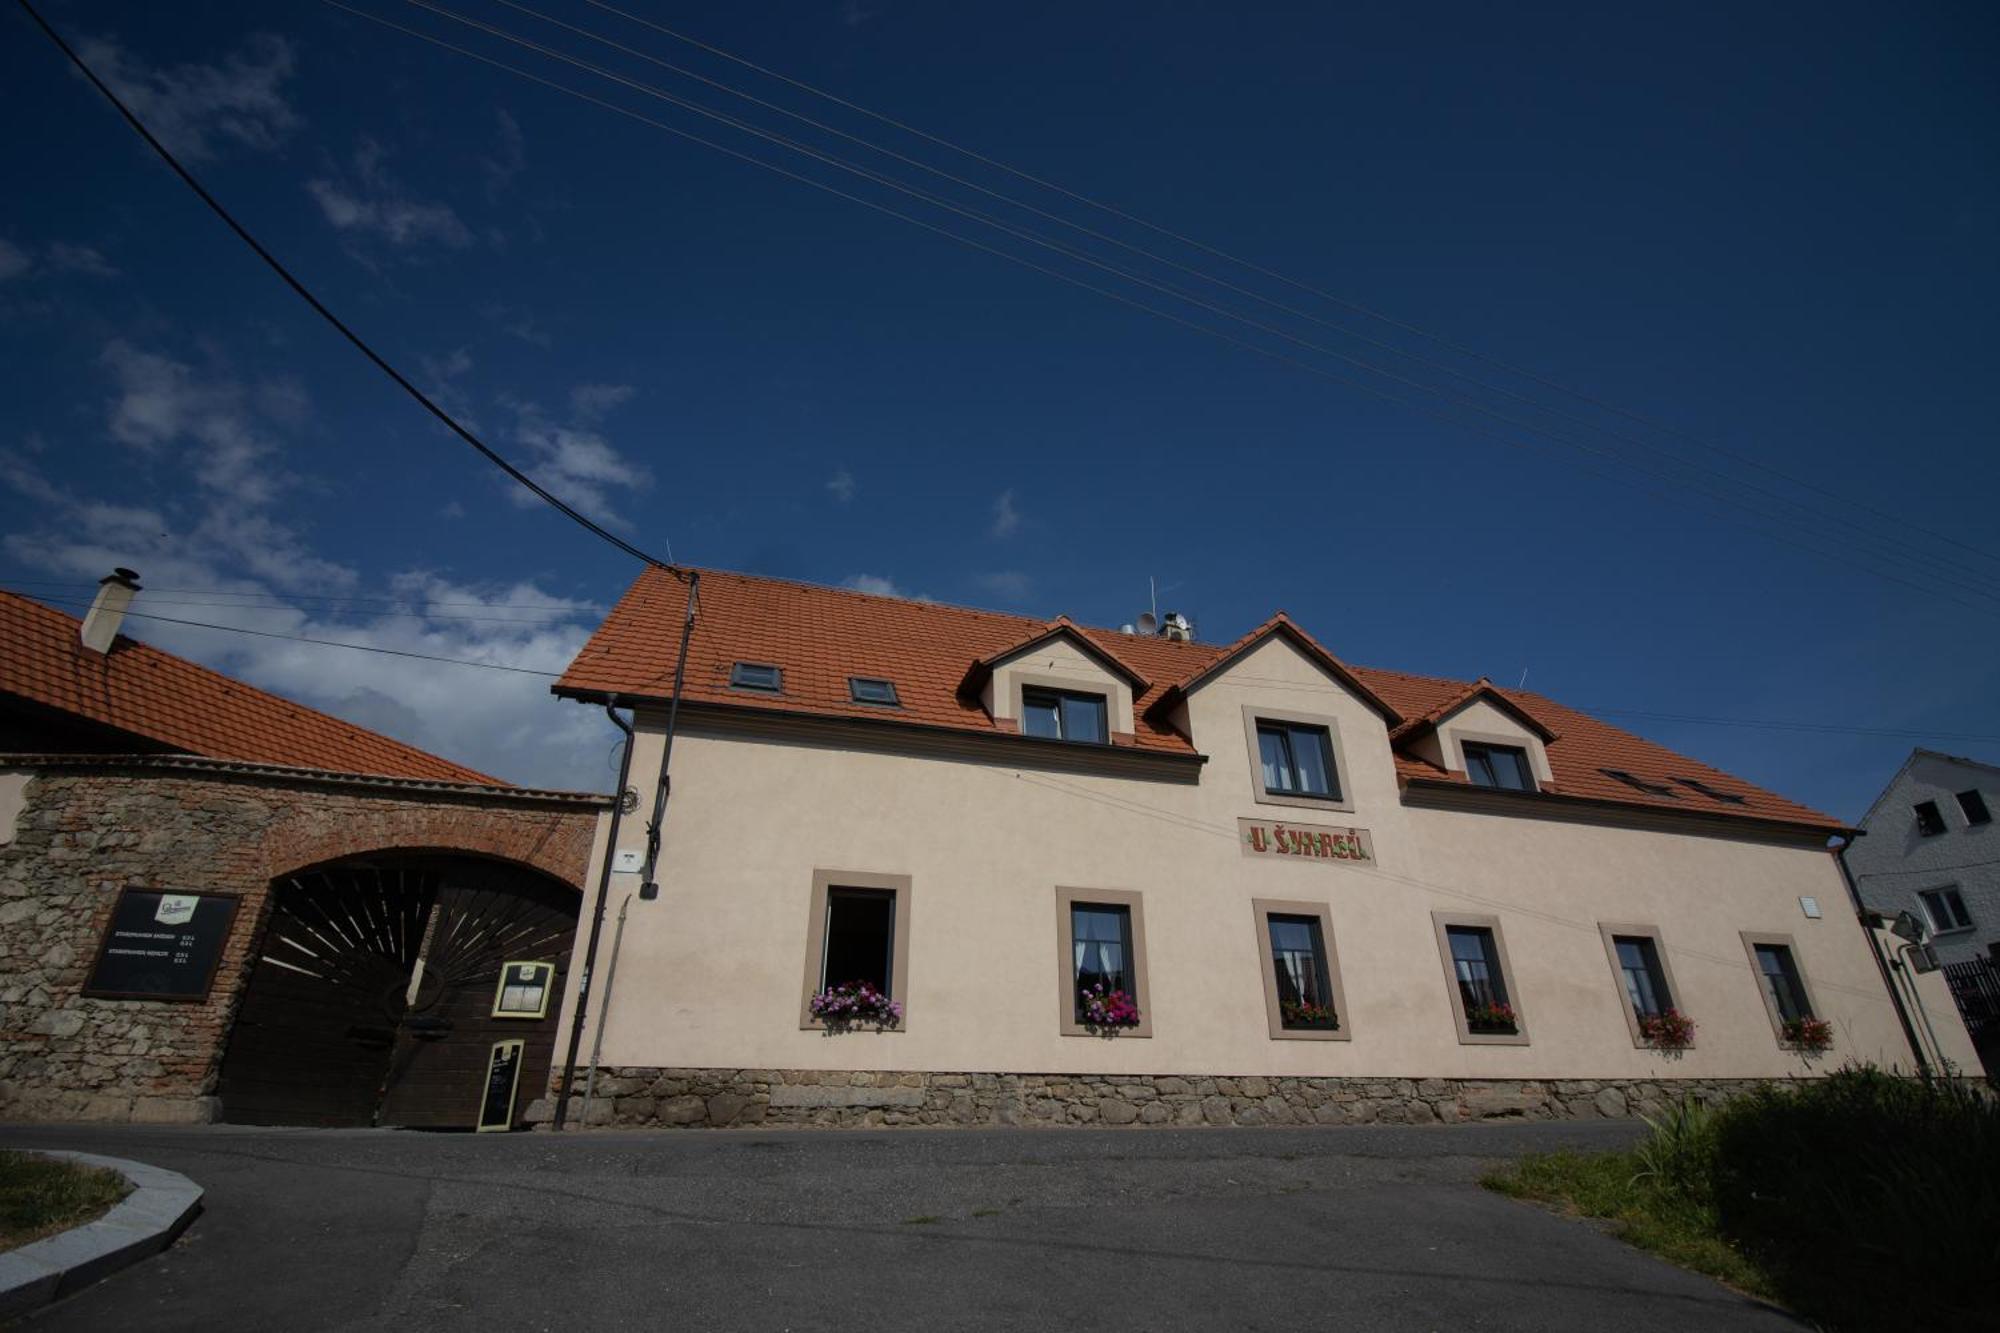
left=1180, top=635, right=1401, bottom=813
left=1427, top=697, right=1555, bottom=787
left=987, top=636, right=1137, bottom=737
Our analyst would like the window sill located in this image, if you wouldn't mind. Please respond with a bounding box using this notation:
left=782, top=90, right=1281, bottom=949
left=1251, top=787, right=1357, bottom=814
left=1928, top=925, right=1975, bottom=938
left=1058, top=1026, right=1153, bottom=1039
left=800, top=1018, right=906, bottom=1033
left=1270, top=1024, right=1351, bottom=1042
left=1455, top=1027, right=1531, bottom=1047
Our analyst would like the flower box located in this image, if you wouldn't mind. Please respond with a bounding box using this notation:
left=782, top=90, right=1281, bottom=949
left=1465, top=1001, right=1519, bottom=1035
left=1080, top=984, right=1141, bottom=1032
left=808, top=979, right=903, bottom=1030
left=1781, top=1016, right=1833, bottom=1053
left=1280, top=999, right=1340, bottom=1031
left=1637, top=1007, right=1696, bottom=1051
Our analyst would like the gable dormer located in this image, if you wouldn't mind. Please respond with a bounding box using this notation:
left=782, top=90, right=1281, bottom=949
left=1391, top=680, right=1557, bottom=792
left=959, top=618, right=1148, bottom=745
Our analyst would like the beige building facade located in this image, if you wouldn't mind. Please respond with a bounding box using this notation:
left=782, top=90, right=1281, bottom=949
left=543, top=569, right=1975, bottom=1129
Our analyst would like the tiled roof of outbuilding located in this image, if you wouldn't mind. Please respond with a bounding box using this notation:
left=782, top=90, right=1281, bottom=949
left=0, top=589, right=504, bottom=785
left=556, top=567, right=1844, bottom=833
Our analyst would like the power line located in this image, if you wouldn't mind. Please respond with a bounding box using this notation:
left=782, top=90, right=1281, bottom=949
left=2, top=579, right=598, bottom=613
left=35, top=592, right=584, bottom=627
left=88, top=596, right=2000, bottom=750
left=351, top=0, right=2000, bottom=616
left=14, top=0, right=672, bottom=572
left=583, top=0, right=2000, bottom=573
left=1852, top=858, right=2000, bottom=880
left=507, top=0, right=1992, bottom=593
left=102, top=606, right=565, bottom=676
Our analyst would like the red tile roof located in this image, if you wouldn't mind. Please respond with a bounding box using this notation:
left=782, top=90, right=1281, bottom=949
left=556, top=567, right=1843, bottom=832
left=0, top=589, right=504, bottom=785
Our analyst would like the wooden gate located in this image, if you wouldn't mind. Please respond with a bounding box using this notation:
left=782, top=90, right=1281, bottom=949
left=216, top=855, right=576, bottom=1129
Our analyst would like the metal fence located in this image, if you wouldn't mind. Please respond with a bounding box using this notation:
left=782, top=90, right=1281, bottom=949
left=1942, top=956, right=2000, bottom=1043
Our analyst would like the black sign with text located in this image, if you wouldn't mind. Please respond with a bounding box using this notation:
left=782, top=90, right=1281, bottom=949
left=478, top=1041, right=524, bottom=1132
left=83, top=888, right=238, bottom=1001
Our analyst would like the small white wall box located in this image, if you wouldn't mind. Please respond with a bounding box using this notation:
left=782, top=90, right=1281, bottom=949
left=613, top=849, right=643, bottom=874
left=1799, top=896, right=1822, bottom=919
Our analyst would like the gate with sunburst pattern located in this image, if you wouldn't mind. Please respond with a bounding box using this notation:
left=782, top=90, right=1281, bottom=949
left=216, top=854, right=577, bottom=1129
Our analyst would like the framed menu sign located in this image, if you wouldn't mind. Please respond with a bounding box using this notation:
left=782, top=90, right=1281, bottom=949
left=491, top=961, right=555, bottom=1019
left=83, top=888, right=239, bottom=1001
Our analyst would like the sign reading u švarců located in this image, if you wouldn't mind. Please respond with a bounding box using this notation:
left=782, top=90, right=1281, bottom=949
left=83, top=887, right=239, bottom=1000
left=1238, top=818, right=1373, bottom=865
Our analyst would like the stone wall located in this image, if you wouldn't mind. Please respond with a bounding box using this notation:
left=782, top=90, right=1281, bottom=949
left=0, top=761, right=598, bottom=1124
left=535, top=1066, right=1775, bottom=1130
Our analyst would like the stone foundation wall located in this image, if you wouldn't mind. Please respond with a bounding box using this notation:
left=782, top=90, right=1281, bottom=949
left=0, top=761, right=597, bottom=1125
left=536, top=1067, right=1775, bottom=1130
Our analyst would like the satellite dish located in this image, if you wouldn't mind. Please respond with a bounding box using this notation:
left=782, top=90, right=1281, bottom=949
left=1136, top=611, right=1158, bottom=636
left=1889, top=910, right=1926, bottom=944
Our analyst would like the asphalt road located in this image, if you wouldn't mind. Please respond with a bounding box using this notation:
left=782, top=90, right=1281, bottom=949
left=1, top=1119, right=1797, bottom=1331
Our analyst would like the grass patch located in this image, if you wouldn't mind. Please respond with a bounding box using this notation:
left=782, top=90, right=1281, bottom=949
left=971, top=1207, right=1002, bottom=1218
left=0, top=1150, right=129, bottom=1252
left=900, top=1215, right=940, bottom=1225
left=1482, top=1067, right=2000, bottom=1330
left=1482, top=1149, right=1773, bottom=1301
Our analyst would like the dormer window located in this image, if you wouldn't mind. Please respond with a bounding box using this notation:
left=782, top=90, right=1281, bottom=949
left=1465, top=743, right=1536, bottom=792
left=1021, top=687, right=1107, bottom=744
left=1914, top=800, right=1947, bottom=836
left=729, top=662, right=783, bottom=693
left=848, top=677, right=900, bottom=706
left=1256, top=721, right=1340, bottom=800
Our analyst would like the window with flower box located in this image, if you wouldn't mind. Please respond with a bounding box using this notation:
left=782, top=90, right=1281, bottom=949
left=799, top=870, right=909, bottom=1030
left=1740, top=932, right=1827, bottom=1051
left=1432, top=912, right=1528, bottom=1045
left=1598, top=923, right=1692, bottom=1050
left=1055, top=886, right=1150, bottom=1036
left=1253, top=899, right=1350, bottom=1041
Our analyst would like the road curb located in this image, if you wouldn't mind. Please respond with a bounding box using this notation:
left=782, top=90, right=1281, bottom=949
left=0, top=1150, right=203, bottom=1319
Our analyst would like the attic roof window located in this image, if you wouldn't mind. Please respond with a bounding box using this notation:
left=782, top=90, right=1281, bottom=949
left=1603, top=769, right=1678, bottom=798
left=1675, top=777, right=1747, bottom=805
left=729, top=662, right=783, bottom=693
left=848, top=677, right=900, bottom=706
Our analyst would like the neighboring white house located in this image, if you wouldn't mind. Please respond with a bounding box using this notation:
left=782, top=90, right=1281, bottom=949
left=539, top=567, right=1977, bottom=1129
left=1845, top=748, right=2000, bottom=1075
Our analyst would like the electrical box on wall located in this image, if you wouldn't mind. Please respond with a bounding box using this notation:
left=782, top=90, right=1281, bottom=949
left=612, top=849, right=643, bottom=874
left=1799, top=896, right=1822, bottom=919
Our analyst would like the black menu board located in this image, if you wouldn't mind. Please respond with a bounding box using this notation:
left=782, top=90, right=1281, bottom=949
left=83, top=888, right=238, bottom=1001
left=478, top=1040, right=525, bottom=1132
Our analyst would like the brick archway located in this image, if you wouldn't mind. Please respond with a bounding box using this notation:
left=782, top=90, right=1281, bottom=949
left=259, top=800, right=596, bottom=890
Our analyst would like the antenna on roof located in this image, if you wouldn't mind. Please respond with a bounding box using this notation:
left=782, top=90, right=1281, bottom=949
left=1518, top=668, right=1529, bottom=689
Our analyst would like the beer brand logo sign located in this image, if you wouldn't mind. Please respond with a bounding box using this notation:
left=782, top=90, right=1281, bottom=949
left=1238, top=817, right=1373, bottom=865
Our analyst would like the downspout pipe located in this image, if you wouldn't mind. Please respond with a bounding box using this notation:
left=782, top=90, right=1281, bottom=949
left=1833, top=831, right=1931, bottom=1078
left=638, top=570, right=699, bottom=898
left=553, top=699, right=637, bottom=1129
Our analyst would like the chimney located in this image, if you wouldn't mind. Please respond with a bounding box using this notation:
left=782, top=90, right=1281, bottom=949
left=80, top=568, right=141, bottom=655
left=1158, top=611, right=1194, bottom=642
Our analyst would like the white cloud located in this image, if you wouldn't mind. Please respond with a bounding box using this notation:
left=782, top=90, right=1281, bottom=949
left=972, top=570, right=1033, bottom=602
left=569, top=383, right=634, bottom=420
left=0, top=238, right=31, bottom=281
left=0, top=449, right=611, bottom=789
left=841, top=574, right=934, bottom=603
left=77, top=33, right=297, bottom=162
left=990, top=488, right=1021, bottom=538
left=307, top=139, right=471, bottom=248
left=102, top=340, right=288, bottom=509
left=506, top=390, right=653, bottom=528
left=826, top=469, right=855, bottom=504
left=47, top=243, right=117, bottom=277
left=480, top=109, right=527, bottom=200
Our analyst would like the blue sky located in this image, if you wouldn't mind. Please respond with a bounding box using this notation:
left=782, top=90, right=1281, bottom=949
left=2, top=0, right=1995, bottom=813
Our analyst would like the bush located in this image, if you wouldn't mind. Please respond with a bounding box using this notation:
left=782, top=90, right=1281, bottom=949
left=1708, top=1067, right=2000, bottom=1327
left=1484, top=1067, right=2000, bottom=1329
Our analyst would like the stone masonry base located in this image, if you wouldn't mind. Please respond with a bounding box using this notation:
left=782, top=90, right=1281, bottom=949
left=530, top=1068, right=1776, bottom=1130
